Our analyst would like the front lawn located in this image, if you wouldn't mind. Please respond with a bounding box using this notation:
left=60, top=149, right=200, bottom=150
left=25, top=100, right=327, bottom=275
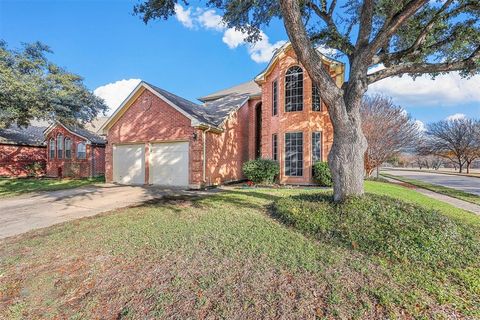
left=0, top=176, right=105, bottom=198
left=0, top=181, right=478, bottom=319
left=382, top=173, right=480, bottom=206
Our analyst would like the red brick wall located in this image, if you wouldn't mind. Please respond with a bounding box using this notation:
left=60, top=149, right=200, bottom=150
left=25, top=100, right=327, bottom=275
left=45, top=125, right=105, bottom=178
left=105, top=89, right=203, bottom=187
left=0, top=144, right=46, bottom=177
left=256, top=47, right=335, bottom=184
left=205, top=102, right=250, bottom=185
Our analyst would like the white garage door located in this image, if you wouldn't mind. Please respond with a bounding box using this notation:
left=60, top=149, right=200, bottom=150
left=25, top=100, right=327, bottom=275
left=113, top=144, right=145, bottom=185
left=150, top=142, right=189, bottom=187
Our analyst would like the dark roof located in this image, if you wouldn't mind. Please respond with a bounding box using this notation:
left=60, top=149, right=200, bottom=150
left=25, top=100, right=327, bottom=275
left=0, top=124, right=48, bottom=147
left=146, top=82, right=249, bottom=128
left=198, top=80, right=261, bottom=102
left=62, top=123, right=106, bottom=145
left=203, top=94, right=250, bottom=127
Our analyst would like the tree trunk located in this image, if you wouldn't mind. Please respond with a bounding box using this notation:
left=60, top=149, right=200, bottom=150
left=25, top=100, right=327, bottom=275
left=328, top=108, right=368, bottom=202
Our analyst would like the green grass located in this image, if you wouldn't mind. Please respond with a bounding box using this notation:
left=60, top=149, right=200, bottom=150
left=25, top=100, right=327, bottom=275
left=381, top=173, right=480, bottom=206
left=0, top=182, right=479, bottom=319
left=0, top=176, right=105, bottom=198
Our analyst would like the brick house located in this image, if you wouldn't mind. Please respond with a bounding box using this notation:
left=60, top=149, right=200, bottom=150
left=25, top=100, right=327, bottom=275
left=101, top=43, right=344, bottom=187
left=44, top=122, right=106, bottom=178
left=0, top=123, right=48, bottom=177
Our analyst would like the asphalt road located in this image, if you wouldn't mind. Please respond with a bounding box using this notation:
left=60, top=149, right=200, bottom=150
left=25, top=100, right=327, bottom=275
left=383, top=169, right=480, bottom=196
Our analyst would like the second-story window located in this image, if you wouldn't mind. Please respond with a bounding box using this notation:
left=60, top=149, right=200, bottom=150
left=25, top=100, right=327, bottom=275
left=65, top=138, right=72, bottom=159
left=312, top=84, right=322, bottom=111
left=272, top=79, right=278, bottom=116
left=285, top=66, right=303, bottom=112
left=57, top=134, right=63, bottom=159
left=49, top=138, right=55, bottom=159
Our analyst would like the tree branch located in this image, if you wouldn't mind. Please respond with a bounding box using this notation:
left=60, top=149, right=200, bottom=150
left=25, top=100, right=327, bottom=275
left=306, top=1, right=355, bottom=56
left=356, top=0, right=374, bottom=49
left=368, top=46, right=480, bottom=84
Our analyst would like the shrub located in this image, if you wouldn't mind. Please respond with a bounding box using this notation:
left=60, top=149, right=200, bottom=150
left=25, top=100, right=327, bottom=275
left=242, top=158, right=279, bottom=185
left=312, top=161, right=332, bottom=187
left=24, top=162, right=45, bottom=177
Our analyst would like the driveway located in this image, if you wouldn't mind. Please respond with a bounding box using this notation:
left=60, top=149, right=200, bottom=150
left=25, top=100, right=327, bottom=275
left=383, top=169, right=480, bottom=195
left=0, top=184, right=213, bottom=239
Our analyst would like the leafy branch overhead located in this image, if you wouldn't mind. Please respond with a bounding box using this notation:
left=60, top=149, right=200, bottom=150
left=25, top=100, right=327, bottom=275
left=0, top=41, right=107, bottom=128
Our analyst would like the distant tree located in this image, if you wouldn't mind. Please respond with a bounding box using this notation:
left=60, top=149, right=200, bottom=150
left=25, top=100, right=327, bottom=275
left=361, top=95, right=419, bottom=176
left=421, top=118, right=480, bottom=173
left=134, top=0, right=480, bottom=201
left=0, top=41, right=107, bottom=128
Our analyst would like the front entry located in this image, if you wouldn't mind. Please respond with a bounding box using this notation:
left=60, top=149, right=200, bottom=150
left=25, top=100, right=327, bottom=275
left=255, top=102, right=262, bottom=158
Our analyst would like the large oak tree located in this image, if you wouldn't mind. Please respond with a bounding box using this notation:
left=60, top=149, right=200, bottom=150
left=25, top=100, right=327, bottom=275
left=134, top=0, right=479, bottom=201
left=0, top=41, right=107, bottom=128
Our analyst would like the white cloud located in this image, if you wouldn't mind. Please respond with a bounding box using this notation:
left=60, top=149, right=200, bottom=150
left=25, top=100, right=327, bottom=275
left=415, top=120, right=426, bottom=132
left=368, top=72, right=480, bottom=107
left=174, top=4, right=286, bottom=63
left=197, top=9, right=224, bottom=31
left=445, top=113, right=466, bottom=121
left=174, top=4, right=194, bottom=29
left=94, top=79, right=141, bottom=115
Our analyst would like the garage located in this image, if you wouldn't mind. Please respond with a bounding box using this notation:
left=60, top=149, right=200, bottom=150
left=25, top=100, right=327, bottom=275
left=113, top=144, right=145, bottom=184
left=149, top=142, right=189, bottom=187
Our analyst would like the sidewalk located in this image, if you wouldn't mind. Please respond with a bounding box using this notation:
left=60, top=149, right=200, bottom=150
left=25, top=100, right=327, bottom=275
left=383, top=177, right=480, bottom=215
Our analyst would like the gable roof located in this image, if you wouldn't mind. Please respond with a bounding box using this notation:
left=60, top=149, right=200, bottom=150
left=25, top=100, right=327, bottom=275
left=0, top=123, right=48, bottom=147
left=101, top=81, right=251, bottom=132
left=198, top=80, right=261, bottom=102
left=254, top=42, right=344, bottom=84
left=44, top=122, right=106, bottom=145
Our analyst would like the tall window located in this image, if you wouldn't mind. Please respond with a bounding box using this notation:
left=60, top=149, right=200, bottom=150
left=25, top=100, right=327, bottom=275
left=312, top=132, right=322, bottom=164
left=272, top=134, right=278, bottom=161
left=77, top=142, right=86, bottom=159
left=57, top=134, right=63, bottom=159
left=312, top=84, right=322, bottom=111
left=285, top=66, right=303, bottom=112
left=272, top=79, right=278, bottom=116
left=65, top=138, right=72, bottom=159
left=49, top=138, right=55, bottom=159
left=285, top=132, right=303, bottom=176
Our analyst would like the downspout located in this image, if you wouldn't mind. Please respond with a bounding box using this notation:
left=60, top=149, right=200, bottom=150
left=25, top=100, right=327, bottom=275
left=202, top=126, right=213, bottom=187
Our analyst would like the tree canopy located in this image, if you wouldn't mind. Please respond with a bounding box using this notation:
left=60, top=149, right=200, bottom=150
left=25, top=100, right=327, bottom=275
left=0, top=41, right=107, bottom=128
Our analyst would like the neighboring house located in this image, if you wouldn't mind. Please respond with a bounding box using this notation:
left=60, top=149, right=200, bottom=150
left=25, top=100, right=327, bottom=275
left=44, top=120, right=107, bottom=178
left=101, top=42, right=344, bottom=187
left=0, top=123, right=48, bottom=177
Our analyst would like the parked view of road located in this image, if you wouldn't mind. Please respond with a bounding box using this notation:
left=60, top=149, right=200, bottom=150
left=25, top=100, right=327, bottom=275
left=383, top=169, right=480, bottom=196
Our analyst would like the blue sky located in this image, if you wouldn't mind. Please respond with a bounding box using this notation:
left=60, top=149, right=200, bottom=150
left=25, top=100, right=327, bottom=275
left=1, top=0, right=479, bottom=126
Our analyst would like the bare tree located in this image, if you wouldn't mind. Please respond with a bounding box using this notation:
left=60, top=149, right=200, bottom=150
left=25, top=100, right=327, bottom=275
left=422, top=118, right=479, bottom=173
left=361, top=95, right=419, bottom=176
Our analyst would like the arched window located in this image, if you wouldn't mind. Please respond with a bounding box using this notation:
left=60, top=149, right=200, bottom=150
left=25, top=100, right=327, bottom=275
left=285, top=66, right=303, bottom=112
left=57, top=134, right=63, bottom=159
left=49, top=138, right=55, bottom=159
left=77, top=142, right=86, bottom=159
left=65, top=137, right=72, bottom=159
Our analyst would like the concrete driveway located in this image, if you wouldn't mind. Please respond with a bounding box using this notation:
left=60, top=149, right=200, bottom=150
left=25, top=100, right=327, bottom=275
left=0, top=184, right=212, bottom=239
left=383, top=169, right=480, bottom=195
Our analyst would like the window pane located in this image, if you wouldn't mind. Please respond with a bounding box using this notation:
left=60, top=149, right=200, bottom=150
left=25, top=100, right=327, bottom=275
left=312, top=132, right=322, bottom=163
left=285, top=132, right=303, bottom=176
left=65, top=138, right=72, bottom=159
left=312, top=84, right=321, bottom=111
left=49, top=139, right=55, bottom=159
left=77, top=143, right=86, bottom=159
left=285, top=66, right=303, bottom=112
left=57, top=134, right=63, bottom=159
left=272, top=80, right=278, bottom=116
left=272, top=134, right=278, bottom=161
